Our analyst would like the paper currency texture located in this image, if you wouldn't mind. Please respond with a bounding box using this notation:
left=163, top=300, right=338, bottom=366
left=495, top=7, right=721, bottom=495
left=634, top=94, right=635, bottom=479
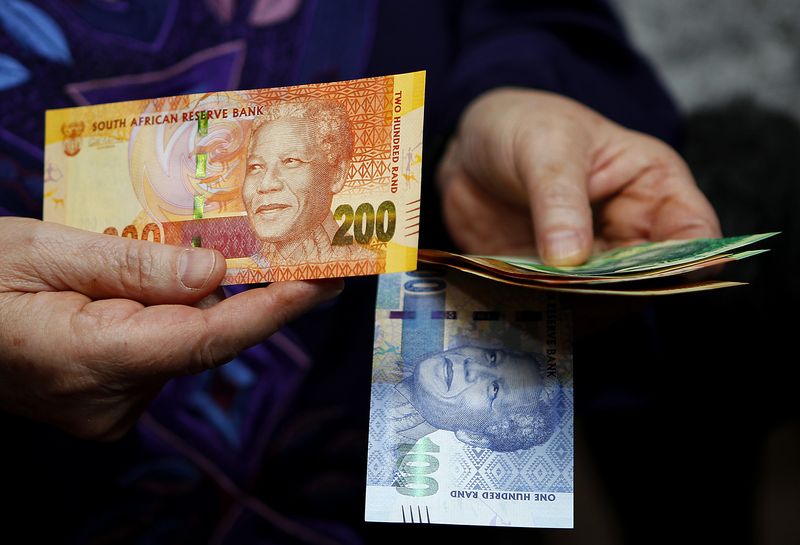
left=366, top=269, right=574, bottom=528
left=43, top=72, right=425, bottom=283
left=490, top=232, right=778, bottom=277
left=417, top=233, right=778, bottom=295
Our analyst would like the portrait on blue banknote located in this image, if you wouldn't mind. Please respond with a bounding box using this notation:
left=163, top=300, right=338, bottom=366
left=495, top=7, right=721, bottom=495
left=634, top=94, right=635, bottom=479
left=374, top=345, right=561, bottom=453
left=366, top=269, right=574, bottom=528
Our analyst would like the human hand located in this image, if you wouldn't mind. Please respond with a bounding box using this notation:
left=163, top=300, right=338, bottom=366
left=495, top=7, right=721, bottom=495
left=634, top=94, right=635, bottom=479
left=438, top=88, right=721, bottom=265
left=0, top=218, right=342, bottom=440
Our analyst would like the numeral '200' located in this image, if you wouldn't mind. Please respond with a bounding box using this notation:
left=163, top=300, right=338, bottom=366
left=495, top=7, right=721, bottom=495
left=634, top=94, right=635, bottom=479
left=332, top=200, right=396, bottom=245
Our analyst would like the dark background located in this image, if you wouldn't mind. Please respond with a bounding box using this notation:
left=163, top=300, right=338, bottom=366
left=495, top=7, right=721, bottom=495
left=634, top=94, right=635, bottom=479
left=573, top=2, right=800, bottom=543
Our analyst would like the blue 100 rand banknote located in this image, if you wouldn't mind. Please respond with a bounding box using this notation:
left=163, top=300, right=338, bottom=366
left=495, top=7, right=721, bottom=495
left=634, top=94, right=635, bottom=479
left=365, top=268, right=574, bottom=528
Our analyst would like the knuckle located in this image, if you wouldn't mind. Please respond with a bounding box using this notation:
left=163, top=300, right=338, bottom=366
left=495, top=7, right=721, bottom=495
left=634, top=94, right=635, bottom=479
left=75, top=237, right=133, bottom=293
left=193, top=340, right=220, bottom=373
left=189, top=315, right=235, bottom=374
left=28, top=223, right=66, bottom=279
left=634, top=161, right=681, bottom=199
left=537, top=181, right=585, bottom=209
left=119, top=242, right=159, bottom=293
left=265, top=289, right=297, bottom=331
left=644, top=133, right=679, bottom=157
left=638, top=133, right=690, bottom=176
left=15, top=218, right=40, bottom=250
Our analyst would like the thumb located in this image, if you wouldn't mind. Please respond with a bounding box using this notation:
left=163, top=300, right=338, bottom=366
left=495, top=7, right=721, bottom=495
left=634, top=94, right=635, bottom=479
left=1, top=218, right=225, bottom=304
left=457, top=89, right=595, bottom=265
left=518, top=136, right=594, bottom=266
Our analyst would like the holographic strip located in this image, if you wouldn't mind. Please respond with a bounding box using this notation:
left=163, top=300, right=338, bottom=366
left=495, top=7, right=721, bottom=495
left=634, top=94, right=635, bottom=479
left=196, top=111, right=209, bottom=180
left=193, top=194, right=205, bottom=219
left=192, top=194, right=205, bottom=247
left=198, top=110, right=208, bottom=136
left=195, top=152, right=208, bottom=178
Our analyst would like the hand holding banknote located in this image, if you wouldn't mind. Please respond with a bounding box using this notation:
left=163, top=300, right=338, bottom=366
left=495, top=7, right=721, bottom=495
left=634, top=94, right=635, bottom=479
left=438, top=88, right=722, bottom=265
left=0, top=217, right=342, bottom=440
left=44, top=72, right=426, bottom=284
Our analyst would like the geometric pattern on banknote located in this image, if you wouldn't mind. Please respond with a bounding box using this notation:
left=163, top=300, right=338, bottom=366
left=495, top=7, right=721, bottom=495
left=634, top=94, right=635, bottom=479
left=226, top=258, right=386, bottom=284
left=366, top=446, right=389, bottom=486
left=163, top=216, right=258, bottom=258
left=556, top=391, right=575, bottom=434
left=365, top=383, right=395, bottom=486
left=452, top=445, right=497, bottom=489
left=546, top=431, right=573, bottom=472
left=452, top=408, right=573, bottom=493
left=247, top=75, right=394, bottom=194
left=366, top=387, right=573, bottom=494
left=453, top=443, right=572, bottom=493
left=375, top=273, right=402, bottom=310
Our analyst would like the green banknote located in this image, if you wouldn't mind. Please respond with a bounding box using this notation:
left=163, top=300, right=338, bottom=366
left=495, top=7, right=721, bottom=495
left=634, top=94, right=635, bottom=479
left=487, top=232, right=779, bottom=277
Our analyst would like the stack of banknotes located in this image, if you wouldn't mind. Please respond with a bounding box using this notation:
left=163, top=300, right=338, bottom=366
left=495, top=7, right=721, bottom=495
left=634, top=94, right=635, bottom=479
left=418, top=233, right=779, bottom=296
left=42, top=73, right=776, bottom=529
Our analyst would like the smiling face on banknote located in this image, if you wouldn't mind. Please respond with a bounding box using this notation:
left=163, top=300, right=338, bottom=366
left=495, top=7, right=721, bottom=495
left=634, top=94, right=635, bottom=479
left=242, top=101, right=351, bottom=244
left=412, top=346, right=544, bottom=433
left=366, top=270, right=574, bottom=527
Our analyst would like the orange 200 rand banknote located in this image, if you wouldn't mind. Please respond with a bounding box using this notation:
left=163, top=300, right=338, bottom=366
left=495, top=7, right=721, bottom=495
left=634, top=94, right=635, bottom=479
left=43, top=71, right=425, bottom=284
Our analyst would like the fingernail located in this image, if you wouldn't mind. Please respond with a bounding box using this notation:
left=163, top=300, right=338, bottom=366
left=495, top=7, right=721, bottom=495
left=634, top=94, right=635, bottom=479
left=306, top=278, right=345, bottom=301
left=323, top=278, right=346, bottom=297
left=544, top=231, right=584, bottom=264
left=178, top=249, right=216, bottom=290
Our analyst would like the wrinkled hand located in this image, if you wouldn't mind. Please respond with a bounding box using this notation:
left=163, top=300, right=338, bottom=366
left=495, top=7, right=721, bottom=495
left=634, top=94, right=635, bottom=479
left=438, top=88, right=721, bottom=265
left=0, top=218, right=342, bottom=440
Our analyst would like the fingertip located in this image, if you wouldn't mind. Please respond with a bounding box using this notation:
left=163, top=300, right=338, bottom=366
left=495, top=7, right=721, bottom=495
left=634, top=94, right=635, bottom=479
left=262, top=278, right=345, bottom=309
left=321, top=277, right=346, bottom=293
left=302, top=277, right=345, bottom=301
left=540, top=230, right=592, bottom=266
